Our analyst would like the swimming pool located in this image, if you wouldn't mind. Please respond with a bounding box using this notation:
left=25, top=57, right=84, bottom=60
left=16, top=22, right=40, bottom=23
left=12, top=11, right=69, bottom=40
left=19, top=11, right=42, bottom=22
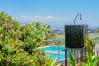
left=40, top=46, right=81, bottom=61
left=43, top=46, right=65, bottom=61
left=40, top=46, right=96, bottom=61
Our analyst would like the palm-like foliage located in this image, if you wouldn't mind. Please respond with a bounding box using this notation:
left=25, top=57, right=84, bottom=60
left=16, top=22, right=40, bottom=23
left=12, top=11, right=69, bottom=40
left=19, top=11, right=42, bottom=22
left=69, top=51, right=76, bottom=66
left=81, top=55, right=99, bottom=66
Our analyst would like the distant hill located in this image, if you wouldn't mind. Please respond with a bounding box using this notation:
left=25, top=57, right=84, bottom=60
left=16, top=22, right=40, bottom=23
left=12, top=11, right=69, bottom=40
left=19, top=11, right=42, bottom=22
left=21, top=21, right=99, bottom=30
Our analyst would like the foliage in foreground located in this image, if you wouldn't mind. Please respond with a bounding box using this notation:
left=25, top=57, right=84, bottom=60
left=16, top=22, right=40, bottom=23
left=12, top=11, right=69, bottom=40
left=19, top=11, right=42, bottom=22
left=69, top=51, right=76, bottom=66
left=69, top=37, right=99, bottom=66
left=0, top=12, right=56, bottom=66
left=85, top=37, right=95, bottom=56
left=69, top=51, right=99, bottom=66
left=81, top=55, right=99, bottom=66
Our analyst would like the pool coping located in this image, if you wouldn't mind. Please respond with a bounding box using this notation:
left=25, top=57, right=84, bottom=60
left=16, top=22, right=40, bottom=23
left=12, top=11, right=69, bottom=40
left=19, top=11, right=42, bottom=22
left=38, top=46, right=53, bottom=49
left=38, top=45, right=65, bottom=49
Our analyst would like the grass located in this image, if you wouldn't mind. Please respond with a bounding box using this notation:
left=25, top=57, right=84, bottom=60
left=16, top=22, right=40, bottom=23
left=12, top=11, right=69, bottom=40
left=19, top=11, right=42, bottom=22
left=89, top=33, right=99, bottom=39
left=55, top=33, right=99, bottom=45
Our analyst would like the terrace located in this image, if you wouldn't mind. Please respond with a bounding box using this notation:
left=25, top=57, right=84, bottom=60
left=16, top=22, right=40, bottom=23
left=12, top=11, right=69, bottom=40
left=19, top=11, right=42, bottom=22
left=0, top=6, right=99, bottom=66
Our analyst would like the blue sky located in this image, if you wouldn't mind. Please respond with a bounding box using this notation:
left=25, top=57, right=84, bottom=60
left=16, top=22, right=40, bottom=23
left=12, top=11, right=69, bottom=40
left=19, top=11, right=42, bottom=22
left=0, top=0, right=99, bottom=29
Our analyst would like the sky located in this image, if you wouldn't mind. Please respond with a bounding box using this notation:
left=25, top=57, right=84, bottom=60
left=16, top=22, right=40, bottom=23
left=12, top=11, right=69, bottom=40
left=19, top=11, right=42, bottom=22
left=0, top=0, right=99, bottom=29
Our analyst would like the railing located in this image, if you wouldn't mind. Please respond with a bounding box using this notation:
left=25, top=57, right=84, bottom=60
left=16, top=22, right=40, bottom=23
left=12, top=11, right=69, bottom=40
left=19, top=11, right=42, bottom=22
left=64, top=48, right=99, bottom=66
left=96, top=48, right=99, bottom=56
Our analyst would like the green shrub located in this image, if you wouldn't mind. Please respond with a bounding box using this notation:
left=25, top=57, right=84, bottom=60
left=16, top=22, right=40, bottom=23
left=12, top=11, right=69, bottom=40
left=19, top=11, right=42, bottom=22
left=85, top=37, right=95, bottom=56
left=81, top=55, right=99, bottom=66
left=0, top=12, right=56, bottom=66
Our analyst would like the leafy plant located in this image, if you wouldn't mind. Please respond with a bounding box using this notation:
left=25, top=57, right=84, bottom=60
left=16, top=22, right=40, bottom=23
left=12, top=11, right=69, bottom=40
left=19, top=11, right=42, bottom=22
left=81, top=55, right=99, bottom=66
left=69, top=51, right=76, bottom=66
left=45, top=57, right=56, bottom=66
left=0, top=11, right=55, bottom=66
left=85, top=37, right=95, bottom=56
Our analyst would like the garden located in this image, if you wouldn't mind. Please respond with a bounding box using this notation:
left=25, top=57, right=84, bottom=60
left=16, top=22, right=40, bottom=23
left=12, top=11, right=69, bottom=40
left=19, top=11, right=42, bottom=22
left=0, top=12, right=99, bottom=66
left=0, top=12, right=56, bottom=66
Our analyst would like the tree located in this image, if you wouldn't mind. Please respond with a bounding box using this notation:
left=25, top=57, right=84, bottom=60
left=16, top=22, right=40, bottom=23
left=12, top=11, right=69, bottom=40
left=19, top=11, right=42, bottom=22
left=0, top=12, right=55, bottom=66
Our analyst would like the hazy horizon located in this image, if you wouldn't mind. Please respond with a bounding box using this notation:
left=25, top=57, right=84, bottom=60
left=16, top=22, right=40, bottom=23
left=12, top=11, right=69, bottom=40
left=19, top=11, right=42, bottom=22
left=0, top=0, right=99, bottom=29
left=21, top=21, right=99, bottom=30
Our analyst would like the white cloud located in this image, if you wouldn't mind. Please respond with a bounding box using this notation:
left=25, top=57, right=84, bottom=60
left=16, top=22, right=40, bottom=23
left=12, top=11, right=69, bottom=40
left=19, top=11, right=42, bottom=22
left=47, top=16, right=53, bottom=19
left=21, top=16, right=33, bottom=19
left=20, top=16, right=71, bottom=21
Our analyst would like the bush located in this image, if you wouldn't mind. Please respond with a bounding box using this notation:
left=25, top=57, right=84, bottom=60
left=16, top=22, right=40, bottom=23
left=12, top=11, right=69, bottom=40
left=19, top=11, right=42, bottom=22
left=0, top=12, right=56, bottom=66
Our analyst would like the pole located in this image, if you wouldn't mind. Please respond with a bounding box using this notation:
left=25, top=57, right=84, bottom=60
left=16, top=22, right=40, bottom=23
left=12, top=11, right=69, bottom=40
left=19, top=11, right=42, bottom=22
left=65, top=48, right=67, bottom=66
left=74, top=13, right=82, bottom=25
left=58, top=42, right=60, bottom=64
left=80, top=48, right=83, bottom=62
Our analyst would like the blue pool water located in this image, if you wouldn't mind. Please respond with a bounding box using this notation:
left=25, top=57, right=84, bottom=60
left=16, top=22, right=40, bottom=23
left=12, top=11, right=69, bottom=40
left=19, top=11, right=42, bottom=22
left=41, top=46, right=81, bottom=61
left=44, top=46, right=65, bottom=61
left=40, top=46, right=96, bottom=61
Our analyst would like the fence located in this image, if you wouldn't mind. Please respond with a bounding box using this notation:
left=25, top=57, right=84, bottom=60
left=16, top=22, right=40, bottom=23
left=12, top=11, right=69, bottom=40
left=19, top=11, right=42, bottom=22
left=64, top=48, right=99, bottom=66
